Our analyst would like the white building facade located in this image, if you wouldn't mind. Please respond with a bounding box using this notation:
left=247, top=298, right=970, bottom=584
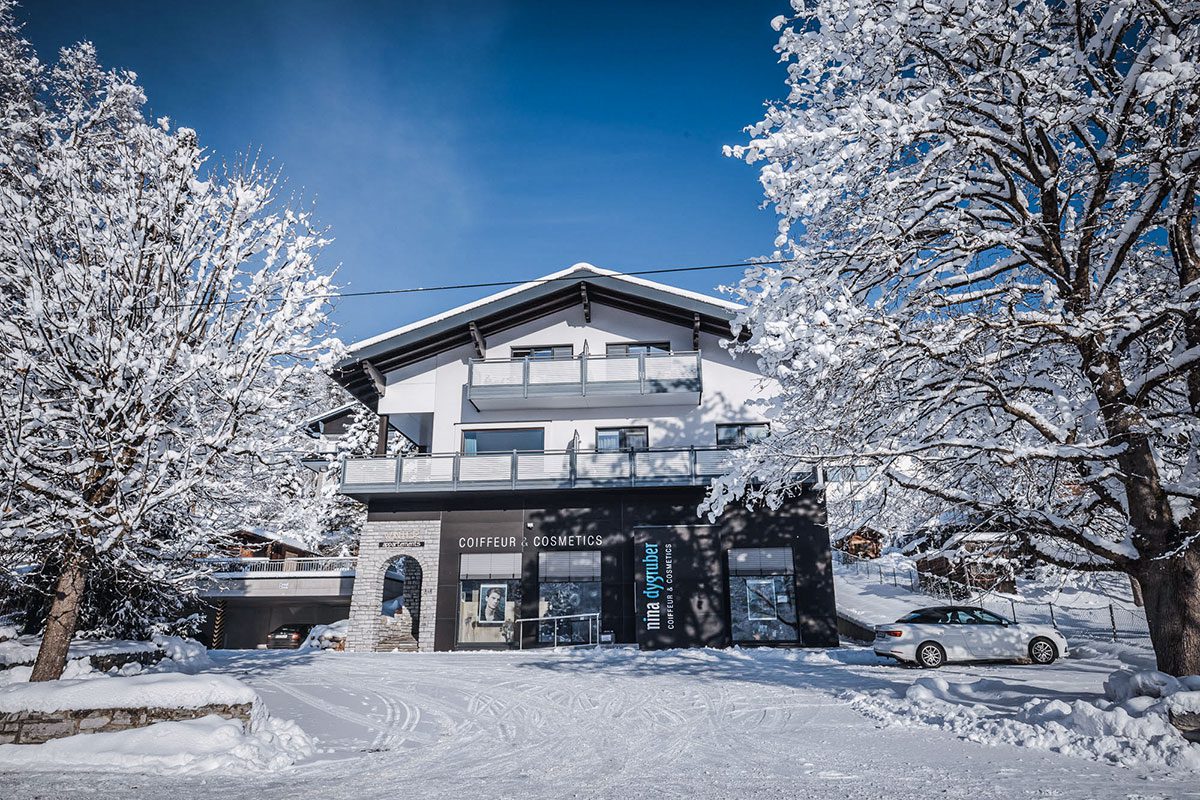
left=334, top=264, right=837, bottom=652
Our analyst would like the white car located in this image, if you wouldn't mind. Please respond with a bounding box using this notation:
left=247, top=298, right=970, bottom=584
left=873, top=605, right=1069, bottom=668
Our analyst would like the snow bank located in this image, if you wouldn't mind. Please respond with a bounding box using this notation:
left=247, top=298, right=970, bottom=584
left=152, top=634, right=213, bottom=673
left=0, top=714, right=313, bottom=774
left=0, top=671, right=255, bottom=714
left=301, top=619, right=348, bottom=650
left=0, top=636, right=159, bottom=667
left=850, top=668, right=1200, bottom=773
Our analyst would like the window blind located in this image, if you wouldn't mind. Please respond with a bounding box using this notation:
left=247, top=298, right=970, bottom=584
left=459, top=552, right=522, bottom=579
left=727, top=547, right=794, bottom=576
left=538, top=550, right=601, bottom=581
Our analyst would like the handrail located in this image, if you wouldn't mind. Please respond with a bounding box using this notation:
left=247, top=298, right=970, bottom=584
left=340, top=445, right=815, bottom=493
left=196, top=556, right=359, bottom=575
left=467, top=350, right=702, bottom=405
left=513, top=612, right=601, bottom=649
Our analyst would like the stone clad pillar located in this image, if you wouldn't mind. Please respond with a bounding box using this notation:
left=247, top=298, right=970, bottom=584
left=347, top=518, right=442, bottom=653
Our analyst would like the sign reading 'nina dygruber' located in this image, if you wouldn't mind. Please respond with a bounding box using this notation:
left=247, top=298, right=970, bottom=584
left=634, top=530, right=677, bottom=649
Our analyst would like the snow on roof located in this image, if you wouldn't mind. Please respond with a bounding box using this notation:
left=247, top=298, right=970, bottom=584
left=238, top=528, right=317, bottom=555
left=301, top=401, right=360, bottom=430
left=344, top=262, right=745, bottom=356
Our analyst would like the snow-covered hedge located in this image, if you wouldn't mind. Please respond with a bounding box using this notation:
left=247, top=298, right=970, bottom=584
left=301, top=619, right=348, bottom=651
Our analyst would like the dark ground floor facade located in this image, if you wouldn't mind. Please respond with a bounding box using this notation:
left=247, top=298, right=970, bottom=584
left=344, top=486, right=838, bottom=653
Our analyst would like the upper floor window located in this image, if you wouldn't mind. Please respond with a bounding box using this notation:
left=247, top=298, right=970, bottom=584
left=596, top=426, right=648, bottom=451
left=716, top=423, right=769, bottom=447
left=511, top=345, right=573, bottom=359
left=828, top=465, right=872, bottom=482
left=606, top=342, right=671, bottom=356
left=463, top=428, right=545, bottom=454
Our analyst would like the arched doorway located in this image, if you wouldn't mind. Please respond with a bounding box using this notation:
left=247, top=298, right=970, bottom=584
left=378, top=555, right=423, bottom=651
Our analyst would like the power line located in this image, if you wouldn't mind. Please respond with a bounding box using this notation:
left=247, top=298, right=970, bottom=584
left=151, top=258, right=793, bottom=310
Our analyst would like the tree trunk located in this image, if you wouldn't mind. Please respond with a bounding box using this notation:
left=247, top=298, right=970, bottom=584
left=29, top=548, right=89, bottom=682
left=1136, top=546, right=1200, bottom=677
left=1129, top=575, right=1144, bottom=608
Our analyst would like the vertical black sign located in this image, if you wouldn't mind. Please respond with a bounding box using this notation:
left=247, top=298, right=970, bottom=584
left=633, top=527, right=677, bottom=649
left=634, top=525, right=730, bottom=650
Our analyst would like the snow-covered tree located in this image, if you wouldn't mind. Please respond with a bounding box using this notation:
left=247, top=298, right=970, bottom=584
left=718, top=1, right=1200, bottom=674
left=0, top=7, right=335, bottom=680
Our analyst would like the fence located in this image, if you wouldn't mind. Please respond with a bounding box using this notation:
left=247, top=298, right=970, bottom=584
left=831, top=548, right=1150, bottom=642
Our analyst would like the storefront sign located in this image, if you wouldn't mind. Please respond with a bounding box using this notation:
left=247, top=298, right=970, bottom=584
left=634, top=525, right=727, bottom=649
left=457, top=536, right=519, bottom=550
left=379, top=540, right=424, bottom=549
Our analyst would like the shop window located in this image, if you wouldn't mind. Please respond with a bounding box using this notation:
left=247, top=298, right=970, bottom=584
left=457, top=552, right=523, bottom=647
left=538, top=551, right=601, bottom=644
left=596, top=426, right=648, bottom=452
left=511, top=345, right=573, bottom=359
left=716, top=423, right=770, bottom=447
left=462, top=428, right=545, bottom=454
left=727, top=547, right=799, bottom=643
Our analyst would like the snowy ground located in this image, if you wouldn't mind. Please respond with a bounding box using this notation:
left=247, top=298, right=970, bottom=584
left=3, top=645, right=1198, bottom=800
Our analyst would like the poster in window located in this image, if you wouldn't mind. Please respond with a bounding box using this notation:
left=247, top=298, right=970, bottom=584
left=478, top=583, right=507, bottom=625
left=746, top=578, right=778, bottom=621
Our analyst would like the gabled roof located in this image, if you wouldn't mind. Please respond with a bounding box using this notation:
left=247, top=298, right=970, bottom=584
left=333, top=263, right=744, bottom=404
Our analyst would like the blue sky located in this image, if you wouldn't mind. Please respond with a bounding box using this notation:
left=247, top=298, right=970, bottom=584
left=22, top=1, right=789, bottom=343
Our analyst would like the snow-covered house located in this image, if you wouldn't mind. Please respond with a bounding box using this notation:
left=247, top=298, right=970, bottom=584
left=330, top=263, right=838, bottom=652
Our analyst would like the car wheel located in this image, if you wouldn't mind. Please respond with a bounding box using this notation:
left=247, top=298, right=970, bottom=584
left=916, top=641, right=946, bottom=669
left=1029, top=637, right=1058, bottom=665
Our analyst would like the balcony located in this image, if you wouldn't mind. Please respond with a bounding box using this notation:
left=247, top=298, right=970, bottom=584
left=196, top=557, right=360, bottom=577
left=466, top=351, right=702, bottom=410
left=340, top=446, right=767, bottom=495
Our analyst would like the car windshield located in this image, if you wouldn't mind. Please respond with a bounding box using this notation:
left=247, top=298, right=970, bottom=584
left=896, top=610, right=949, bottom=624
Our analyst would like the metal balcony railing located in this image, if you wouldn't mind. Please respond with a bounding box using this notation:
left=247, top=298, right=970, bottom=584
left=196, top=557, right=359, bottom=576
left=340, top=445, right=806, bottom=494
left=467, top=351, right=702, bottom=406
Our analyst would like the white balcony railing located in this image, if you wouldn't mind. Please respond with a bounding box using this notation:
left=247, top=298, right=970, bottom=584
left=197, top=557, right=358, bottom=576
left=340, top=446, right=810, bottom=494
left=467, top=351, right=702, bottom=407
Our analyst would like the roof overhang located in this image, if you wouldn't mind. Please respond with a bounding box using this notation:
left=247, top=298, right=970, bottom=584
left=332, top=263, right=745, bottom=405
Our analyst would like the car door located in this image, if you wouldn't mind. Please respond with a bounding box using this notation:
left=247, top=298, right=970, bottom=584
left=956, top=609, right=1021, bottom=658
left=918, top=610, right=971, bottom=660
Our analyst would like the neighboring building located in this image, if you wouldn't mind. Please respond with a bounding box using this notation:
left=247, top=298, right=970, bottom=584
left=196, top=529, right=397, bottom=650
left=329, top=263, right=838, bottom=652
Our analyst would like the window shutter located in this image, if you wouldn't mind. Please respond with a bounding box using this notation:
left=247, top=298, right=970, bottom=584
left=538, top=550, right=601, bottom=581
left=459, top=552, right=522, bottom=579
left=727, top=547, right=794, bottom=576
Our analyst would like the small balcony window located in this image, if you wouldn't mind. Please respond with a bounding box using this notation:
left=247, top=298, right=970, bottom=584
left=463, top=428, right=545, bottom=454
left=511, top=345, right=573, bottom=359
left=716, top=423, right=770, bottom=447
left=596, top=426, right=648, bottom=452
left=605, top=342, right=671, bottom=356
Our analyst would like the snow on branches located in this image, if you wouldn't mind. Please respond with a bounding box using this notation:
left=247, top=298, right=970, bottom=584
left=0, top=6, right=336, bottom=677
left=719, top=1, right=1200, bottom=671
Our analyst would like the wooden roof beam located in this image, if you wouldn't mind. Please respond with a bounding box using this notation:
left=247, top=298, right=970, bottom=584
left=580, top=282, right=591, bottom=323
left=693, top=312, right=702, bottom=350
left=468, top=321, right=486, bottom=358
left=360, top=359, right=386, bottom=397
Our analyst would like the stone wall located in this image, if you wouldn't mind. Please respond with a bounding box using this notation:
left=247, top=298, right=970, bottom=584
left=346, top=518, right=442, bottom=653
left=0, top=702, right=252, bottom=744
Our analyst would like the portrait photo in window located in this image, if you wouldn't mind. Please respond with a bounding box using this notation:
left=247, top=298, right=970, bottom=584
left=477, top=583, right=507, bottom=625
left=745, top=578, right=779, bottom=621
